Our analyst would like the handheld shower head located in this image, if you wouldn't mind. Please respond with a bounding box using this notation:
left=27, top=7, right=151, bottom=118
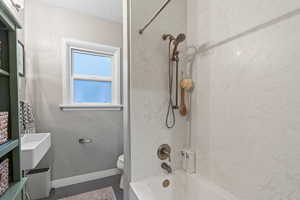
left=162, top=33, right=185, bottom=44
left=162, top=32, right=186, bottom=128
left=172, top=33, right=186, bottom=60
left=174, top=33, right=186, bottom=45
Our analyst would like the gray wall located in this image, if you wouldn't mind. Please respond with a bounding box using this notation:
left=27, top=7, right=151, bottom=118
left=24, top=0, right=123, bottom=180
left=17, top=5, right=26, bottom=101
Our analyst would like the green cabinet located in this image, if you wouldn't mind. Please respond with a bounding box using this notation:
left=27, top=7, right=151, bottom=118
left=0, top=1, right=27, bottom=199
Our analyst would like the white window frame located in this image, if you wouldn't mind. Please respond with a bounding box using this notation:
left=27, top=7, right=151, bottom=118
left=60, top=39, right=122, bottom=111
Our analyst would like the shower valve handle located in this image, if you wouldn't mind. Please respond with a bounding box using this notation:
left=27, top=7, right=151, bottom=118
left=157, top=144, right=171, bottom=162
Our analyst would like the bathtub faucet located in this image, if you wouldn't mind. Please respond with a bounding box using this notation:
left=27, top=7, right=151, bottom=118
left=161, top=162, right=172, bottom=174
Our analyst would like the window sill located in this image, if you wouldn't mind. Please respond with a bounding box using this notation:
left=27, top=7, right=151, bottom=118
left=59, top=104, right=123, bottom=111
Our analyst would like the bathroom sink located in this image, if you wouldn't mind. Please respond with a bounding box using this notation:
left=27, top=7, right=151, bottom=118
left=21, top=133, right=51, bottom=170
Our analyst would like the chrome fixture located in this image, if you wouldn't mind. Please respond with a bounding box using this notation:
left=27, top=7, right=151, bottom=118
left=139, top=0, right=172, bottom=34
left=78, top=138, right=93, bottom=144
left=161, top=162, right=172, bottom=174
left=163, top=33, right=186, bottom=128
left=157, top=144, right=171, bottom=161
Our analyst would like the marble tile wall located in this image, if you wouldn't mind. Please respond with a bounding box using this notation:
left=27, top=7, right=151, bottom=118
left=187, top=0, right=300, bottom=199
left=130, top=0, right=187, bottom=181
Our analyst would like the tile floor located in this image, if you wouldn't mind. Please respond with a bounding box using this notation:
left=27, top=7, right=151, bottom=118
left=40, top=175, right=123, bottom=200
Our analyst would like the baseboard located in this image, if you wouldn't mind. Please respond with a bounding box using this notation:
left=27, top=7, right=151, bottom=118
left=52, top=168, right=121, bottom=188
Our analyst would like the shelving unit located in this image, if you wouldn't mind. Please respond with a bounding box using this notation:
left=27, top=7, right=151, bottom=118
left=0, top=177, right=27, bottom=200
left=0, top=140, right=18, bottom=158
left=0, top=1, right=25, bottom=199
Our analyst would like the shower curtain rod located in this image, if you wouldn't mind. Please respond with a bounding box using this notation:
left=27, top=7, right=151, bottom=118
left=139, top=0, right=172, bottom=34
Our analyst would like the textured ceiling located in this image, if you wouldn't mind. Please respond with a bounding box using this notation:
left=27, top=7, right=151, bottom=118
left=39, top=0, right=122, bottom=23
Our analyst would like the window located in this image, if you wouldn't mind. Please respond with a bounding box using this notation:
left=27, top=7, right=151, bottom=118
left=61, top=39, right=121, bottom=110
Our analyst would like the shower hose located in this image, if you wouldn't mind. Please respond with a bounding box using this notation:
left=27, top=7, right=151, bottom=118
left=165, top=40, right=176, bottom=129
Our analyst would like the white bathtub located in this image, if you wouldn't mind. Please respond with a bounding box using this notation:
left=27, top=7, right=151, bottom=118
left=130, top=171, right=238, bottom=200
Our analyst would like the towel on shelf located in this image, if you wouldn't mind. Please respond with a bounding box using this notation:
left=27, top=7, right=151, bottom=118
left=19, top=101, right=36, bottom=134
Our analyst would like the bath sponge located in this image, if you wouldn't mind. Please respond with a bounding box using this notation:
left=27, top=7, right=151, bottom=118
left=180, top=79, right=194, bottom=90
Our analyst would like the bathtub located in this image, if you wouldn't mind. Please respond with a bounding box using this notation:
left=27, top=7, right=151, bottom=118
left=130, top=170, right=238, bottom=200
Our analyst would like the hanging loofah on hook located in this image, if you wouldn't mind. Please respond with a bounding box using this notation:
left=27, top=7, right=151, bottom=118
left=179, top=79, right=194, bottom=116
left=180, top=79, right=194, bottom=90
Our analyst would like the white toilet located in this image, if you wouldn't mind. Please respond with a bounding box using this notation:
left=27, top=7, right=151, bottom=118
left=117, top=154, right=124, bottom=189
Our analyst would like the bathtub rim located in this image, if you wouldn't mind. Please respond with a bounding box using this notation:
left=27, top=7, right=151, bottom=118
left=130, top=170, right=239, bottom=200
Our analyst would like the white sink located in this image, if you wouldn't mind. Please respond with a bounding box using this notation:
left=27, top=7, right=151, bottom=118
left=21, top=133, right=51, bottom=170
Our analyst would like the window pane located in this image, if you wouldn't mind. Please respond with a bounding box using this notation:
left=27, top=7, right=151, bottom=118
left=74, top=80, right=112, bottom=103
left=72, top=51, right=112, bottom=77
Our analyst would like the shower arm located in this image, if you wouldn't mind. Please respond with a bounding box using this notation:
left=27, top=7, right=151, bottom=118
left=139, top=0, right=172, bottom=34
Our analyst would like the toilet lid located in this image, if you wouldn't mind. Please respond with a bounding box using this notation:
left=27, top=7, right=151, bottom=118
left=118, top=154, right=124, bottom=163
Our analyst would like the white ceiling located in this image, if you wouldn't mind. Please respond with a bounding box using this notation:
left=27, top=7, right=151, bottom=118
left=39, top=0, right=122, bottom=23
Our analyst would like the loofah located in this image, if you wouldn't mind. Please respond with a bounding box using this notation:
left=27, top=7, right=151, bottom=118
left=180, top=79, right=193, bottom=89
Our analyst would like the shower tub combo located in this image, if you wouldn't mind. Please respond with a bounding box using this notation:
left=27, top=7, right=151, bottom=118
left=131, top=1, right=238, bottom=200
left=130, top=171, right=238, bottom=200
